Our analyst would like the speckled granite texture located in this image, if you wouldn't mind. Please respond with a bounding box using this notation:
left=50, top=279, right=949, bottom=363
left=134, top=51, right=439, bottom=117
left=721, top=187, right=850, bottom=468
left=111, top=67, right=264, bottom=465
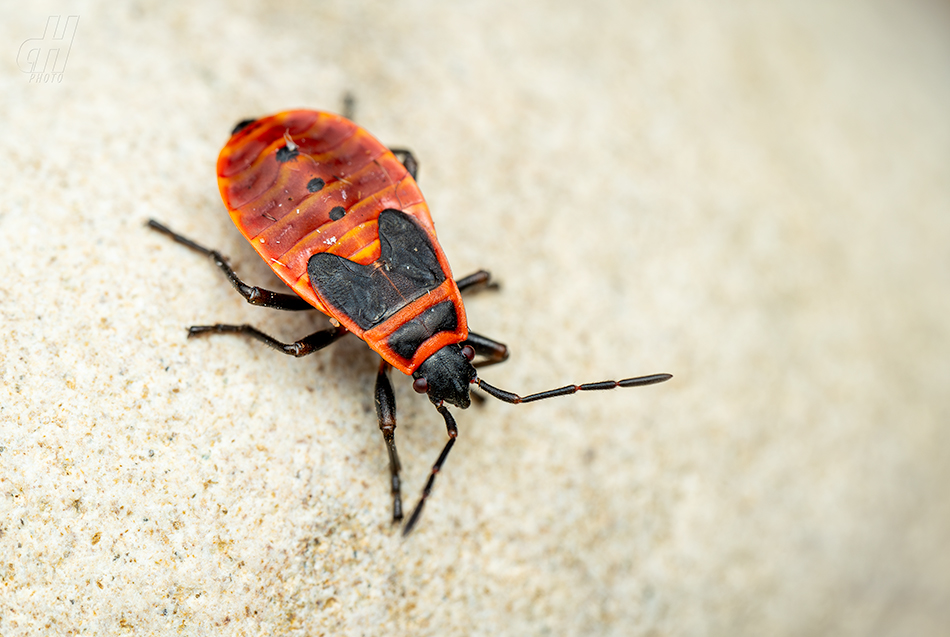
left=2, top=1, right=949, bottom=635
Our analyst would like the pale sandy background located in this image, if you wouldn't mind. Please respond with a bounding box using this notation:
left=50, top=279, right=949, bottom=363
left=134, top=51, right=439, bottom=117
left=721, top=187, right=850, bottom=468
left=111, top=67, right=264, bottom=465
left=2, top=1, right=949, bottom=635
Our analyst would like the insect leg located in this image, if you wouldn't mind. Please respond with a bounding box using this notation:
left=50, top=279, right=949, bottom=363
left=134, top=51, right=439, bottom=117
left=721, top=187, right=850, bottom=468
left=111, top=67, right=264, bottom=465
left=187, top=324, right=348, bottom=357
left=463, top=331, right=510, bottom=369
left=455, top=270, right=499, bottom=294
left=342, top=92, right=356, bottom=121
left=375, top=361, right=403, bottom=523
left=147, top=220, right=313, bottom=311
left=403, top=404, right=458, bottom=536
left=389, top=148, right=419, bottom=181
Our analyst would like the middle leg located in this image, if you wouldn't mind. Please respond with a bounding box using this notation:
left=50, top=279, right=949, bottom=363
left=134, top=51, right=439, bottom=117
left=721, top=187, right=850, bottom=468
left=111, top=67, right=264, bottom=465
left=463, top=331, right=510, bottom=369
left=455, top=270, right=499, bottom=294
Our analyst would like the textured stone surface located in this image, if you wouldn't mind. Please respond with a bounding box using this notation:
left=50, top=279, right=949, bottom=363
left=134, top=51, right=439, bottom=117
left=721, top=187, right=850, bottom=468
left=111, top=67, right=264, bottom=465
left=2, top=1, right=949, bottom=635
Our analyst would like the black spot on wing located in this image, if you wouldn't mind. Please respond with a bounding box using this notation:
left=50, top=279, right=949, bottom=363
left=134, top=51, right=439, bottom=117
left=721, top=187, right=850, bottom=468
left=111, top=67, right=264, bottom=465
left=329, top=206, right=346, bottom=220
left=307, top=209, right=446, bottom=330
left=307, top=178, right=325, bottom=193
left=276, top=144, right=299, bottom=162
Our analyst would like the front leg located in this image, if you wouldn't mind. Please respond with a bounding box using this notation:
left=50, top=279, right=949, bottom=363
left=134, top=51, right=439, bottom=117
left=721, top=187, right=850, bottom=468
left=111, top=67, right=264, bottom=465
left=375, top=361, right=403, bottom=523
left=463, top=331, right=510, bottom=369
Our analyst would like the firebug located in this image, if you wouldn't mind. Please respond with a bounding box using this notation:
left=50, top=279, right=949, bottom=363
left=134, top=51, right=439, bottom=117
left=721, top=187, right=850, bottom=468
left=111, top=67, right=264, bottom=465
left=149, top=109, right=670, bottom=534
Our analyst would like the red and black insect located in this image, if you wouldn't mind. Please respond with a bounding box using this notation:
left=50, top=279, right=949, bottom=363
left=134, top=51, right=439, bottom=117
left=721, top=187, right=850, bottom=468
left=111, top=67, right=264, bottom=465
left=148, top=109, right=670, bottom=534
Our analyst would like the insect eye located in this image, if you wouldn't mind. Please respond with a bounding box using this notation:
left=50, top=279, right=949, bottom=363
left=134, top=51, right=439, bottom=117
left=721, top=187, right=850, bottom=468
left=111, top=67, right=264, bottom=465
left=461, top=345, right=475, bottom=361
left=412, top=377, right=428, bottom=393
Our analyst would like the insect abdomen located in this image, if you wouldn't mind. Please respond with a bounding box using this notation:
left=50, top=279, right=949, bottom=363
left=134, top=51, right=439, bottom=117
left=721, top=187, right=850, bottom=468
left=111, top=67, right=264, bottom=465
left=217, top=111, right=436, bottom=310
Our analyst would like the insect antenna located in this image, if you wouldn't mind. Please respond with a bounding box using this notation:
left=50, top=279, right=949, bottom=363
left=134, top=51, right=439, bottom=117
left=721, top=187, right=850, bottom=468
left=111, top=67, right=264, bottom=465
left=474, top=372, right=672, bottom=404
left=403, top=404, right=458, bottom=536
left=402, top=372, right=671, bottom=535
